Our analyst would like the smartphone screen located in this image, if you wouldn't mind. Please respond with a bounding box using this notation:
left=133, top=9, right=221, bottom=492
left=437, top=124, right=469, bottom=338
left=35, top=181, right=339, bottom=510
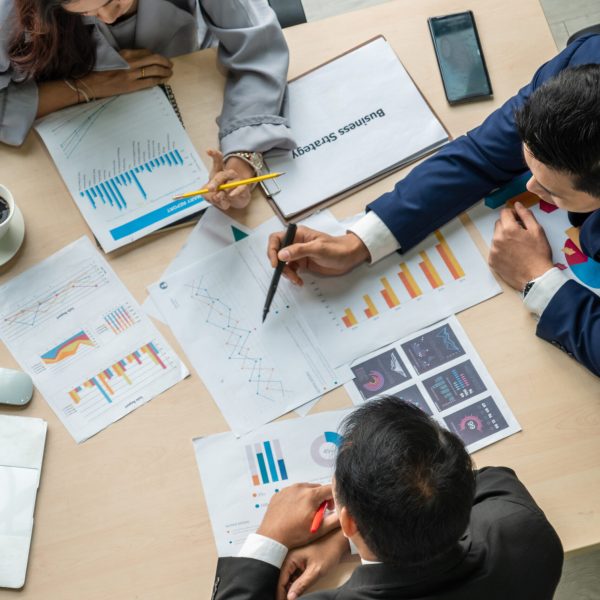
left=428, top=11, right=492, bottom=104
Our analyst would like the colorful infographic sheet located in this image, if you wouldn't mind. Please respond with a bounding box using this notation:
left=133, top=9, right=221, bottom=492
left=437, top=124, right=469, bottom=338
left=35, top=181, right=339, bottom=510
left=291, top=212, right=502, bottom=367
left=193, top=409, right=351, bottom=556
left=148, top=219, right=351, bottom=435
left=345, top=316, right=520, bottom=453
left=468, top=172, right=600, bottom=295
left=0, top=237, right=188, bottom=443
left=35, top=87, right=209, bottom=252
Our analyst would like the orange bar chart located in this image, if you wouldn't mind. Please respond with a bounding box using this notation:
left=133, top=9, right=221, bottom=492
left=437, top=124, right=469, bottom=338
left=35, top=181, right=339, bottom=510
left=363, top=295, right=379, bottom=318
left=398, top=263, right=422, bottom=298
left=342, top=308, right=358, bottom=328
left=379, top=277, right=400, bottom=308
left=434, top=231, right=465, bottom=280
left=419, top=252, right=444, bottom=289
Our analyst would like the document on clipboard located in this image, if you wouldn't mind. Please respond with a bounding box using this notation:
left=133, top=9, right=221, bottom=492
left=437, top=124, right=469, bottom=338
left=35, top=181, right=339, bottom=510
left=262, top=36, right=449, bottom=221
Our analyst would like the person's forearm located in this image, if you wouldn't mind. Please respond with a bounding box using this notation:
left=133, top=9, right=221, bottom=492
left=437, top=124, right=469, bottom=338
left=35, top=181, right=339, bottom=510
left=36, top=80, right=81, bottom=118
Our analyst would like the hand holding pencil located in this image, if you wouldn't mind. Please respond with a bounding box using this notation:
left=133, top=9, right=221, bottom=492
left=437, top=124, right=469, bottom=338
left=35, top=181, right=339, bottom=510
left=183, top=149, right=282, bottom=210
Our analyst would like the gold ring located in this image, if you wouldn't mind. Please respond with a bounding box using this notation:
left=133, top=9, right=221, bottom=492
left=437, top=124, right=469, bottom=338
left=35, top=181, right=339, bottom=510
left=141, top=67, right=145, bottom=78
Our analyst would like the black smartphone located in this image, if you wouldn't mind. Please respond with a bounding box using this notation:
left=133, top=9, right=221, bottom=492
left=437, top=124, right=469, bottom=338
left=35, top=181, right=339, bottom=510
left=428, top=11, right=493, bottom=105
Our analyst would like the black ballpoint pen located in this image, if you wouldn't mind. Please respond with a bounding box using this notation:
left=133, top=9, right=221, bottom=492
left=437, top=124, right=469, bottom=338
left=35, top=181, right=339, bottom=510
left=262, top=223, right=297, bottom=322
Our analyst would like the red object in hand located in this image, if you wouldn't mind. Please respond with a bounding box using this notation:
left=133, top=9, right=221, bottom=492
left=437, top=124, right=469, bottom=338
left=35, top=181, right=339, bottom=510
left=309, top=500, right=328, bottom=534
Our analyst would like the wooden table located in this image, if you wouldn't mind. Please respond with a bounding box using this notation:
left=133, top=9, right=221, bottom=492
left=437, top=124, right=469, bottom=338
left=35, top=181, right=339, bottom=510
left=1, top=0, right=598, bottom=597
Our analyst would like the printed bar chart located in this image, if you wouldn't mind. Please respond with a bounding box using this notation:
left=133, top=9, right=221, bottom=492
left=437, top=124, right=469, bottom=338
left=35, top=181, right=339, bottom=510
left=103, top=305, right=137, bottom=334
left=246, top=439, right=289, bottom=486
left=363, top=295, right=379, bottom=318
left=435, top=231, right=465, bottom=280
left=342, top=308, right=358, bottom=328
left=79, top=149, right=185, bottom=210
left=380, top=277, right=400, bottom=308
left=419, top=252, right=444, bottom=289
left=68, top=341, right=167, bottom=404
left=398, top=263, right=422, bottom=298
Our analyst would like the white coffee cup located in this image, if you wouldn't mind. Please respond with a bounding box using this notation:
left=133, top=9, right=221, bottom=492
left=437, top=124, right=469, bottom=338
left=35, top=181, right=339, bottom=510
left=0, top=184, right=15, bottom=242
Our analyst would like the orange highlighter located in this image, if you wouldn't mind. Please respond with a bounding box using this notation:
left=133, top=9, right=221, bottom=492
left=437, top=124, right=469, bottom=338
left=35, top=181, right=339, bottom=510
left=310, top=500, right=328, bottom=534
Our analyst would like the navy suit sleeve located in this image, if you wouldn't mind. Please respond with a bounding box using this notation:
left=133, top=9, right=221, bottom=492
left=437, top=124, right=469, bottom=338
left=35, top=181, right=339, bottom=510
left=368, top=34, right=600, bottom=251
left=536, top=281, right=600, bottom=376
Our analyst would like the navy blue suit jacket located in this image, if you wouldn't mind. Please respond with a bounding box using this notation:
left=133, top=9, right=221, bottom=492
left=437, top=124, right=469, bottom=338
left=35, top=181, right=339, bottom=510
left=368, top=35, right=600, bottom=376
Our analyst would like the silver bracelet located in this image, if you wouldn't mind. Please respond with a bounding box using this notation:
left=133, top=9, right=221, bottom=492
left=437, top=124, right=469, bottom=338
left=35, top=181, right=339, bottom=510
left=223, top=151, right=265, bottom=176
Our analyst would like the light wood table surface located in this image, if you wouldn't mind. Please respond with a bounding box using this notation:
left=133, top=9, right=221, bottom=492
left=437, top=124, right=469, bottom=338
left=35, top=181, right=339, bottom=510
left=1, top=0, right=598, bottom=597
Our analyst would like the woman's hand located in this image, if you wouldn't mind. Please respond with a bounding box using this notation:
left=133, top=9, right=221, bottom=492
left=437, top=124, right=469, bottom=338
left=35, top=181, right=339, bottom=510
left=203, top=149, right=255, bottom=210
left=277, top=530, right=350, bottom=600
left=80, top=49, right=173, bottom=99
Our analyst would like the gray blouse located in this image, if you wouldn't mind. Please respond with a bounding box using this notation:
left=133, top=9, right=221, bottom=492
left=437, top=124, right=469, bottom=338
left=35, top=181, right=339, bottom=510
left=0, top=0, right=295, bottom=152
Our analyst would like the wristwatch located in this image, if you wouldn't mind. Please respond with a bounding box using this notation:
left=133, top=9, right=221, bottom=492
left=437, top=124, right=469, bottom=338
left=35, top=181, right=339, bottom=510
left=223, top=151, right=265, bottom=176
left=522, top=280, right=536, bottom=298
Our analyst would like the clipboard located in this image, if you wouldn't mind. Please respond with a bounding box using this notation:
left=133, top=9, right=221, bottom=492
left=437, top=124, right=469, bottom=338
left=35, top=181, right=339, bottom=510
left=261, top=36, right=451, bottom=224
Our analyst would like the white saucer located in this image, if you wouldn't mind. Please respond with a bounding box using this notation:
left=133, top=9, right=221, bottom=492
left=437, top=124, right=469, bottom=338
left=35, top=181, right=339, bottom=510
left=0, top=206, right=25, bottom=266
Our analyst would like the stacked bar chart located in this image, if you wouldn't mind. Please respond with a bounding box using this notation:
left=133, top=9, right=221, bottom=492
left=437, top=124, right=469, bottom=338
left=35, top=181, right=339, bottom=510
left=363, top=295, right=379, bottom=318
left=245, top=439, right=289, bottom=486
left=380, top=277, right=400, bottom=308
left=419, top=251, right=444, bottom=289
left=342, top=308, right=358, bottom=328
left=398, top=263, right=422, bottom=298
left=435, top=231, right=465, bottom=280
left=68, top=341, right=168, bottom=405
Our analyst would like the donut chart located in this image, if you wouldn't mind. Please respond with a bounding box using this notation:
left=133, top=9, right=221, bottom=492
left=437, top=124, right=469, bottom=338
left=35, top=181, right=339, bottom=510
left=563, top=238, right=600, bottom=289
left=310, top=431, right=342, bottom=468
left=363, top=370, right=385, bottom=393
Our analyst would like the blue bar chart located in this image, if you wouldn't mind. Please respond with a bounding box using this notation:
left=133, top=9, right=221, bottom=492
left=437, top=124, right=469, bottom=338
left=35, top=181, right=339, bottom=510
left=245, top=439, right=289, bottom=486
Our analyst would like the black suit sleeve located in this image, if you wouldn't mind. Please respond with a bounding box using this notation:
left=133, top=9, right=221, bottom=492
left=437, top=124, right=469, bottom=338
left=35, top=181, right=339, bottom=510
left=212, top=557, right=280, bottom=600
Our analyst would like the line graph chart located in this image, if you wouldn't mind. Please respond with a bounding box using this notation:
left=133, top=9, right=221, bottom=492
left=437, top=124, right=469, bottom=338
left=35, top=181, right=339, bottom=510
left=187, top=279, right=286, bottom=403
left=0, top=262, right=109, bottom=342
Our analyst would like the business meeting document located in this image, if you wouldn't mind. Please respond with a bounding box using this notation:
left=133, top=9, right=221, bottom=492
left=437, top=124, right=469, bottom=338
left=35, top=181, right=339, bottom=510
left=469, top=172, right=600, bottom=295
left=262, top=37, right=449, bottom=219
left=290, top=212, right=501, bottom=367
left=193, top=409, right=351, bottom=556
left=148, top=218, right=351, bottom=435
left=345, top=316, right=520, bottom=453
left=0, top=237, right=188, bottom=443
left=0, top=415, right=47, bottom=589
left=142, top=208, right=252, bottom=323
left=35, top=87, right=209, bottom=252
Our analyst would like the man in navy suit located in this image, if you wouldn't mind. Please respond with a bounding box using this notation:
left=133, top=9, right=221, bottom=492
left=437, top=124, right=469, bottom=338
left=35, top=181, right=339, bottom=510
left=268, top=35, right=600, bottom=376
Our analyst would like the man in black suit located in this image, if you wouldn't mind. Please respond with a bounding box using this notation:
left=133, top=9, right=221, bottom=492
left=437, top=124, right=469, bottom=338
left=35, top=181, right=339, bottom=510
left=211, top=398, right=563, bottom=600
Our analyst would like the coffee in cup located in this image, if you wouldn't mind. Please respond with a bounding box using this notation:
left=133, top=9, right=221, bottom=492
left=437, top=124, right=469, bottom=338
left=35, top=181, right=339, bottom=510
left=0, top=196, right=10, bottom=224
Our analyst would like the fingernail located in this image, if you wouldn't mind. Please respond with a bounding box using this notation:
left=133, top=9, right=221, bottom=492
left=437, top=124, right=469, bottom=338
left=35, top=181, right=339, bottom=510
left=279, top=250, right=290, bottom=261
left=288, top=593, right=297, bottom=600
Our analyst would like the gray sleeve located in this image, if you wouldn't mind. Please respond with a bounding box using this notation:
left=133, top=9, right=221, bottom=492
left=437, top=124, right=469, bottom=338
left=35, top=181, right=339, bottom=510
left=0, top=77, right=38, bottom=146
left=199, top=0, right=295, bottom=154
left=0, top=0, right=39, bottom=146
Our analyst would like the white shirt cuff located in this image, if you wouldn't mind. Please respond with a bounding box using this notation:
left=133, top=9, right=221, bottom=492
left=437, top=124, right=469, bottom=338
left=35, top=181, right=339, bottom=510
left=347, top=211, right=400, bottom=263
left=238, top=533, right=288, bottom=569
left=523, top=267, right=569, bottom=317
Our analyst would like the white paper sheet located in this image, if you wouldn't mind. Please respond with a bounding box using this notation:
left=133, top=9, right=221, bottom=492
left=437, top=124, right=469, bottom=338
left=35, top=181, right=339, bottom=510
left=0, top=237, right=188, bottom=443
left=35, top=87, right=209, bottom=252
left=0, top=415, right=47, bottom=589
left=263, top=37, right=448, bottom=217
left=143, top=208, right=252, bottom=322
left=344, top=316, right=521, bottom=453
left=193, top=409, right=352, bottom=556
left=290, top=212, right=502, bottom=367
left=148, top=219, right=351, bottom=435
left=468, top=176, right=600, bottom=294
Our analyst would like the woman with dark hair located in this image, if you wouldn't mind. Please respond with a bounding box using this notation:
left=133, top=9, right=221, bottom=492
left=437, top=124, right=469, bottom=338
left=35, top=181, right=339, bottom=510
left=1, top=0, right=295, bottom=208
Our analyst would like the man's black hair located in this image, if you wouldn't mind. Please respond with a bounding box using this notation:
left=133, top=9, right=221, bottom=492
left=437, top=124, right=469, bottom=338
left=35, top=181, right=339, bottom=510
left=515, top=64, right=600, bottom=198
left=334, top=397, right=475, bottom=565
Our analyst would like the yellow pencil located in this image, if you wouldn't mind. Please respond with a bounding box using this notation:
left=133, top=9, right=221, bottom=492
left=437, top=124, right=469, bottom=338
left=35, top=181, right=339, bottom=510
left=172, top=172, right=284, bottom=200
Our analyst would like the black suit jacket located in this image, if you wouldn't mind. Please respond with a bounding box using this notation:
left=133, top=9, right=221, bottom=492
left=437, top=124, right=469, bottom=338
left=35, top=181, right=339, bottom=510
left=211, top=467, right=563, bottom=600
